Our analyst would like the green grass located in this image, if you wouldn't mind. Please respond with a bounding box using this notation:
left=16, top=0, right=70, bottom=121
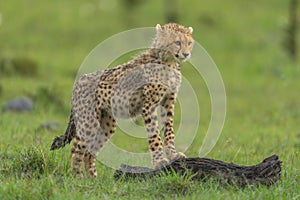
left=0, top=0, right=300, bottom=199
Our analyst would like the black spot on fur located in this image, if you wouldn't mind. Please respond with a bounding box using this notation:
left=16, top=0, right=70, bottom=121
left=144, top=118, right=151, bottom=124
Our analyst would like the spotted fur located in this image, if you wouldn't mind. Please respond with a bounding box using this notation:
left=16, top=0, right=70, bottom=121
left=50, top=23, right=194, bottom=178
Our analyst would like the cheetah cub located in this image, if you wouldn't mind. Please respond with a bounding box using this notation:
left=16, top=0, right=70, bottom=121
left=51, top=23, right=194, bottom=178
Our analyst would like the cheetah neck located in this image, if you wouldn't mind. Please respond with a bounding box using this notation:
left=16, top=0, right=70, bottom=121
left=134, top=48, right=181, bottom=71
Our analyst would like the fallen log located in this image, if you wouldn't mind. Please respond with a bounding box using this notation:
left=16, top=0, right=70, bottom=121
left=114, top=155, right=281, bottom=187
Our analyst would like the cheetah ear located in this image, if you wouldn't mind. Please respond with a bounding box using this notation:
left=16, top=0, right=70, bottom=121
left=188, top=27, right=193, bottom=34
left=156, top=24, right=163, bottom=32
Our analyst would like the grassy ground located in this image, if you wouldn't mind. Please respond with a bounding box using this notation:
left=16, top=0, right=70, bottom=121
left=0, top=0, right=299, bottom=199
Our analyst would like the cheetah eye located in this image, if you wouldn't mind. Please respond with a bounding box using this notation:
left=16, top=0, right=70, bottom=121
left=174, top=41, right=181, bottom=46
left=188, top=41, right=193, bottom=46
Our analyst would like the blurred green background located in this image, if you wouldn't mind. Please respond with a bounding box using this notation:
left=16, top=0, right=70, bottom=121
left=0, top=0, right=299, bottom=199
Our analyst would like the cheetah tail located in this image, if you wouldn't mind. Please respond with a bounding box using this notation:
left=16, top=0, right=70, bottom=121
left=50, top=110, right=76, bottom=150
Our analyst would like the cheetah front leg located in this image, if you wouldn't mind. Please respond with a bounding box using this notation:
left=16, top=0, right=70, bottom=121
left=142, top=84, right=169, bottom=169
left=161, top=93, right=186, bottom=161
left=142, top=103, right=169, bottom=169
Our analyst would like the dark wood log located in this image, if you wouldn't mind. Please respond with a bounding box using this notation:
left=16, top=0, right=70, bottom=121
left=114, top=155, right=281, bottom=187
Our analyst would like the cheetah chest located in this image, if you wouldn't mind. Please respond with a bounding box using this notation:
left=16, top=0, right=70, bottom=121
left=95, top=63, right=182, bottom=119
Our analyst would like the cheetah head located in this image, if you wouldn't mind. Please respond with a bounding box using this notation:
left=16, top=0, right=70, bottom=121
left=152, top=23, right=194, bottom=62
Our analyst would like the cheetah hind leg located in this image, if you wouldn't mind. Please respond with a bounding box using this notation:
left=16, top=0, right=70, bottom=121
left=71, top=136, right=86, bottom=178
left=71, top=137, right=98, bottom=178
left=84, top=151, right=97, bottom=178
left=81, top=109, right=117, bottom=178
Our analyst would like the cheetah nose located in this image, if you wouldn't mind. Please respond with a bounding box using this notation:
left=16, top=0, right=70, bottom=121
left=182, top=53, right=190, bottom=58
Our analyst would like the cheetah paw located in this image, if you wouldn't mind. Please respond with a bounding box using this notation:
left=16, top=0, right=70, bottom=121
left=153, top=158, right=169, bottom=169
left=169, top=152, right=186, bottom=162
